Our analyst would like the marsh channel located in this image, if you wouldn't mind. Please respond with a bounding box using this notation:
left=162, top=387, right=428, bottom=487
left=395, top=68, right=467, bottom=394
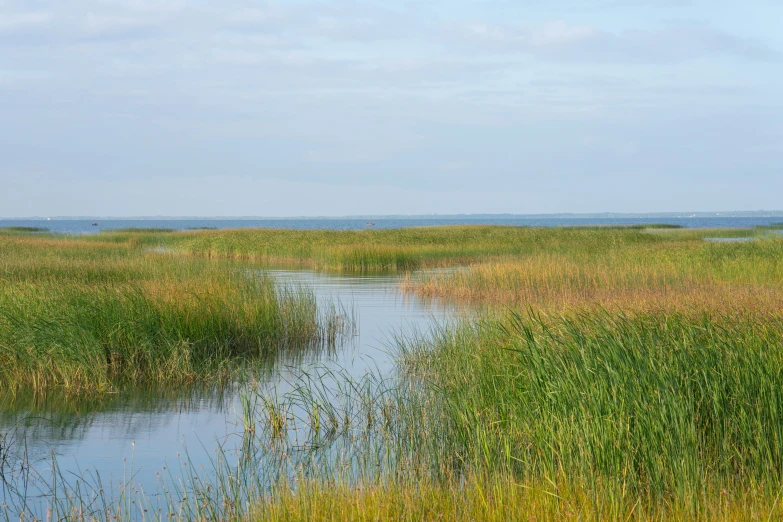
left=0, top=269, right=458, bottom=517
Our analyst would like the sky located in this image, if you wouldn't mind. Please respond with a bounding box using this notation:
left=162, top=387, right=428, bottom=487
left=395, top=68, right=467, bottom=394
left=1, top=0, right=781, bottom=217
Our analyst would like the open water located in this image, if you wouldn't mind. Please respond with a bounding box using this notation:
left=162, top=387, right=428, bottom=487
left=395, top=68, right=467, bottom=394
left=2, top=216, right=783, bottom=234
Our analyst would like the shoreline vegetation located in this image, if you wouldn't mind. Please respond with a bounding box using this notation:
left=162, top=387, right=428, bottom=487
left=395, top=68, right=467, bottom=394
left=0, top=230, right=351, bottom=394
left=2, top=224, right=783, bottom=519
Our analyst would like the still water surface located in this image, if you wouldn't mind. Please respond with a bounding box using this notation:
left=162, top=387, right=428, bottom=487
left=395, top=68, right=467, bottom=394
left=0, top=269, right=454, bottom=514
left=3, top=216, right=783, bottom=234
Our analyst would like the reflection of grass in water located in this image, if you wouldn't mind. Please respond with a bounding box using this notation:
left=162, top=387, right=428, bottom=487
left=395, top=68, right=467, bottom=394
left=0, top=385, right=236, bottom=441
left=0, top=232, right=353, bottom=394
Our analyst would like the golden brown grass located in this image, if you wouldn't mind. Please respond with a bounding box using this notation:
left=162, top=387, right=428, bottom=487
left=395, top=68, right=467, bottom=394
left=252, top=474, right=783, bottom=521
left=403, top=237, right=783, bottom=314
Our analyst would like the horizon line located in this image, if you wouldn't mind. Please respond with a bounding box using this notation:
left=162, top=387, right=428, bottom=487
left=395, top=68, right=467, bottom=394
left=3, top=211, right=783, bottom=220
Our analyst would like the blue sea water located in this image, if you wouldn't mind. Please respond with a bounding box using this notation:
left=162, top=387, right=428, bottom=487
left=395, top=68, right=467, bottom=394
left=2, top=215, right=782, bottom=234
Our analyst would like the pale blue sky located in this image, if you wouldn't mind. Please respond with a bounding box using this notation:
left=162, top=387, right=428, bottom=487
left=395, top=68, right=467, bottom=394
left=1, top=0, right=781, bottom=216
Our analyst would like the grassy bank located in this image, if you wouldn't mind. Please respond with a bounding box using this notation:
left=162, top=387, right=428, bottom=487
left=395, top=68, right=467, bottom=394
left=388, top=227, right=783, bottom=519
left=404, top=235, right=783, bottom=312
left=396, top=311, right=783, bottom=512
left=0, top=232, right=347, bottom=394
left=252, top=474, right=783, bottom=521
left=93, top=224, right=750, bottom=272
left=90, top=225, right=778, bottom=288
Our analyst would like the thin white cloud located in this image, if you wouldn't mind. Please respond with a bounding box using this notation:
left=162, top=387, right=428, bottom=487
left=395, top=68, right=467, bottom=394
left=82, top=12, right=156, bottom=36
left=531, top=21, right=597, bottom=47
left=1, top=0, right=782, bottom=216
left=456, top=21, right=780, bottom=63
left=0, top=10, right=53, bottom=31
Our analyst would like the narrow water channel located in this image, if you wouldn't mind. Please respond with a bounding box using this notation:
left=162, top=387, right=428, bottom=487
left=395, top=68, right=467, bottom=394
left=0, top=270, right=454, bottom=515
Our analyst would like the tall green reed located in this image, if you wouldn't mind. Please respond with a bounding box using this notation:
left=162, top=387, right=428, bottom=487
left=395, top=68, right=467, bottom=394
left=0, top=234, right=353, bottom=394
left=399, top=310, right=783, bottom=508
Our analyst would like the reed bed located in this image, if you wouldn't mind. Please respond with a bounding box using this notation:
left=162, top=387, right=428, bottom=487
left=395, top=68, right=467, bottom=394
left=70, top=224, right=768, bottom=278
left=0, top=232, right=349, bottom=394
left=252, top=474, right=783, bottom=521
left=128, top=224, right=740, bottom=272
left=391, top=309, right=783, bottom=518
left=404, top=236, right=783, bottom=313
left=0, top=226, right=49, bottom=233
left=17, top=466, right=783, bottom=520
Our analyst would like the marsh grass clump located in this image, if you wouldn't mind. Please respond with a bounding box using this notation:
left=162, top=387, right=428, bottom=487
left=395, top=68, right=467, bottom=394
left=0, top=277, right=319, bottom=392
left=396, top=310, right=783, bottom=515
left=0, top=226, right=49, bottom=233
left=133, top=225, right=731, bottom=272
left=0, top=234, right=350, bottom=394
left=405, top=235, right=783, bottom=312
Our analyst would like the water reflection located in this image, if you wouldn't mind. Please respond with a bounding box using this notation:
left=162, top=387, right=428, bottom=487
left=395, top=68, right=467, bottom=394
left=704, top=237, right=754, bottom=242
left=0, top=386, right=234, bottom=443
left=0, top=268, right=455, bottom=516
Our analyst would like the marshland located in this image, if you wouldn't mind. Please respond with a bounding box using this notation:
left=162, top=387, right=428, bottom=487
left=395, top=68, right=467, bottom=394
left=1, top=222, right=783, bottom=520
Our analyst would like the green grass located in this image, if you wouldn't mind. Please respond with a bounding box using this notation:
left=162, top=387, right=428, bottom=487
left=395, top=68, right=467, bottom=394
left=405, top=234, right=783, bottom=312
left=247, top=474, right=783, bottom=521
left=392, top=309, right=783, bottom=517
left=0, top=226, right=49, bottom=233
left=0, top=232, right=349, bottom=394
left=568, top=223, right=683, bottom=229
left=77, top=224, right=758, bottom=273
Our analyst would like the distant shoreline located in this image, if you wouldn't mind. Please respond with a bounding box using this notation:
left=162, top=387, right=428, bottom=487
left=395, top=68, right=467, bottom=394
left=3, top=211, right=783, bottom=221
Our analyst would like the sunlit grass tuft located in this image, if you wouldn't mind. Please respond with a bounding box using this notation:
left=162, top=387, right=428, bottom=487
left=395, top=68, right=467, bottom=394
left=0, top=233, right=349, bottom=394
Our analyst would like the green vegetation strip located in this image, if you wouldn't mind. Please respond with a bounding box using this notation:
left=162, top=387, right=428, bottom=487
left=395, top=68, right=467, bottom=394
left=0, top=232, right=347, bottom=394
left=83, top=223, right=762, bottom=273
left=399, top=311, right=783, bottom=509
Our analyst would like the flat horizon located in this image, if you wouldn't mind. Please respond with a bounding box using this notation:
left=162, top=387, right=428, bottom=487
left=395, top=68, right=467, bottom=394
left=3, top=211, right=783, bottom=221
